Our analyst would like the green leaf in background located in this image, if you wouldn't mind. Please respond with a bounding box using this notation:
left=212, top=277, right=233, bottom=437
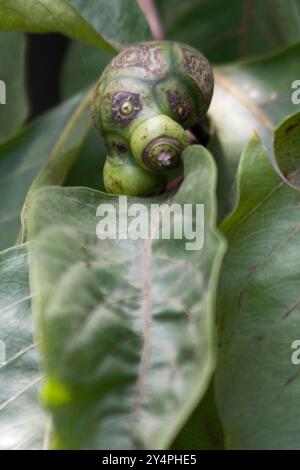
left=215, top=134, right=300, bottom=449
left=0, top=244, right=45, bottom=450
left=210, top=44, right=300, bottom=217
left=69, top=0, right=152, bottom=50
left=0, top=91, right=91, bottom=251
left=0, top=31, right=28, bottom=142
left=20, top=88, right=92, bottom=241
left=0, top=0, right=112, bottom=51
left=27, top=146, right=226, bottom=450
left=156, top=0, right=300, bottom=63
left=0, top=0, right=151, bottom=51
left=65, top=127, right=106, bottom=191
left=274, top=110, right=300, bottom=190
left=61, top=41, right=113, bottom=99
left=172, top=385, right=224, bottom=449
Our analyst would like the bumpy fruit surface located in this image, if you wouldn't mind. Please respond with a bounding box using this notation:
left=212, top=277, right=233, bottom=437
left=91, top=41, right=214, bottom=196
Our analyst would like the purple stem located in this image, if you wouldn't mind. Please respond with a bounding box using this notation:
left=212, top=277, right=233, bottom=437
left=138, top=0, right=165, bottom=40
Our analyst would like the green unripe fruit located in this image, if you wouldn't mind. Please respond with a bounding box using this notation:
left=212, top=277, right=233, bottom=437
left=91, top=41, right=214, bottom=196
left=103, top=157, right=166, bottom=196
left=131, top=114, right=189, bottom=173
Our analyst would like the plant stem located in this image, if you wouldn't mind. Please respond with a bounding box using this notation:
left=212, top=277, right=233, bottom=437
left=138, top=0, right=165, bottom=40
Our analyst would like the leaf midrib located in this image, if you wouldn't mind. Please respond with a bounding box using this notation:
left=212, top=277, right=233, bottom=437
left=214, top=70, right=274, bottom=131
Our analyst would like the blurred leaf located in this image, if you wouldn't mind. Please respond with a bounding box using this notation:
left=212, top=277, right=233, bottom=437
left=0, top=91, right=91, bottom=251
left=274, top=110, right=300, bottom=190
left=27, top=146, right=226, bottom=450
left=210, top=44, right=300, bottom=217
left=215, top=134, right=300, bottom=449
left=0, top=31, right=28, bottom=142
left=0, top=244, right=45, bottom=450
left=157, top=0, right=300, bottom=63
left=0, top=0, right=112, bottom=51
left=69, top=0, right=152, bottom=50
left=65, top=127, right=106, bottom=191
left=21, top=88, right=92, bottom=241
left=61, top=41, right=112, bottom=99
left=0, top=0, right=151, bottom=51
left=172, top=384, right=224, bottom=449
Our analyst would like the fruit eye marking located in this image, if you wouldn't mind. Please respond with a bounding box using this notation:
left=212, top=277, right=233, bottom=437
left=121, top=101, right=134, bottom=115
left=111, top=91, right=141, bottom=126
left=177, top=106, right=185, bottom=118
left=166, top=90, right=191, bottom=122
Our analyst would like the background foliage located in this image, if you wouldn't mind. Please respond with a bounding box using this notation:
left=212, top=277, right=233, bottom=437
left=0, top=0, right=299, bottom=450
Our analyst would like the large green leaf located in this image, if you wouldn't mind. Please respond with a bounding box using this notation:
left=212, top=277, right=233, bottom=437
left=210, top=44, right=300, bottom=217
left=69, top=0, right=152, bottom=50
left=0, top=244, right=45, bottom=450
left=0, top=31, right=28, bottom=142
left=156, top=0, right=300, bottom=62
left=215, top=134, right=300, bottom=449
left=0, top=90, right=91, bottom=251
left=0, top=0, right=151, bottom=51
left=0, top=0, right=111, bottom=51
left=27, top=146, right=226, bottom=450
left=273, top=110, right=300, bottom=190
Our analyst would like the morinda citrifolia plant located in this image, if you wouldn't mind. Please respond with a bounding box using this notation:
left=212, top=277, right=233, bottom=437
left=0, top=0, right=300, bottom=450
left=91, top=40, right=214, bottom=196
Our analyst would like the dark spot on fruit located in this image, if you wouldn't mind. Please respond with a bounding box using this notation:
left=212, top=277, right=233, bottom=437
left=167, top=90, right=191, bottom=122
left=112, top=141, right=127, bottom=153
left=111, top=91, right=142, bottom=126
